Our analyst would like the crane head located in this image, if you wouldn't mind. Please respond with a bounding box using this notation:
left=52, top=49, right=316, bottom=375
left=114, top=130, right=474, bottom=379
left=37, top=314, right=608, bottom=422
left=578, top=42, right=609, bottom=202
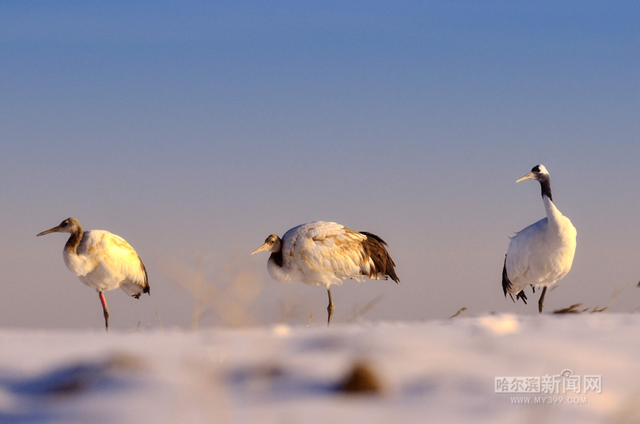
left=37, top=217, right=81, bottom=237
left=251, top=234, right=281, bottom=255
left=516, top=164, right=549, bottom=183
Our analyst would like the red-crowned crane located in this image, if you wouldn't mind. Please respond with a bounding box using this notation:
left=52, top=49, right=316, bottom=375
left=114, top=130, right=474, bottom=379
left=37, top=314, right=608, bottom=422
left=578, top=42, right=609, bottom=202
left=252, top=221, right=399, bottom=325
left=502, top=165, right=577, bottom=312
left=37, top=217, right=149, bottom=330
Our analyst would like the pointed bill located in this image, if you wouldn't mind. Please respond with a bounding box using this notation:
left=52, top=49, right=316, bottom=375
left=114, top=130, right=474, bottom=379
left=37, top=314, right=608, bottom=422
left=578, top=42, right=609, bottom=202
left=37, top=225, right=62, bottom=237
left=516, top=171, right=536, bottom=183
left=251, top=243, right=271, bottom=255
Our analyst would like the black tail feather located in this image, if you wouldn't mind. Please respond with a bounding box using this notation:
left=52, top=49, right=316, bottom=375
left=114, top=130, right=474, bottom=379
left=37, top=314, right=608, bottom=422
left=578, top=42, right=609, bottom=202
left=140, top=257, right=150, bottom=295
left=502, top=255, right=511, bottom=297
left=503, top=254, right=528, bottom=304
left=360, top=231, right=400, bottom=283
left=516, top=290, right=528, bottom=304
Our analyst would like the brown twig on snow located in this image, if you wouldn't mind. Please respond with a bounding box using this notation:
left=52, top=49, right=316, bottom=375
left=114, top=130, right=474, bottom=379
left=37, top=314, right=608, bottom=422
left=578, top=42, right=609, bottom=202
left=450, top=307, right=467, bottom=318
left=553, top=303, right=588, bottom=314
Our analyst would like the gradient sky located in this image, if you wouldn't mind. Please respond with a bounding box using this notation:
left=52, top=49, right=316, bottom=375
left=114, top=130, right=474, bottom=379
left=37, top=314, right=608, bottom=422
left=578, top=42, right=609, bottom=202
left=1, top=1, right=639, bottom=329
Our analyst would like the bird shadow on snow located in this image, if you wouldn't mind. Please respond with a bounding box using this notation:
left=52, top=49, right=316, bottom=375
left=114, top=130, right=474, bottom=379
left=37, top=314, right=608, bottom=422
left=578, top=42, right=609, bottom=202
left=0, top=355, right=140, bottom=424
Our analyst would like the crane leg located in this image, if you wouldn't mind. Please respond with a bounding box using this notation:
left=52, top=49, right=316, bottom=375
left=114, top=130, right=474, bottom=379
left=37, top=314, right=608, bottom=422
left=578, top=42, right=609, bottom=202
left=99, top=292, right=110, bottom=332
left=538, top=286, right=548, bottom=313
left=327, top=287, right=335, bottom=327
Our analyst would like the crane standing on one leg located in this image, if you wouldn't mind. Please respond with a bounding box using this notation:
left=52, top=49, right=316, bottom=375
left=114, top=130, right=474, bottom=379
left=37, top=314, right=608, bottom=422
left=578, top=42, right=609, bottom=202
left=37, top=217, right=150, bottom=330
left=252, top=221, right=399, bottom=325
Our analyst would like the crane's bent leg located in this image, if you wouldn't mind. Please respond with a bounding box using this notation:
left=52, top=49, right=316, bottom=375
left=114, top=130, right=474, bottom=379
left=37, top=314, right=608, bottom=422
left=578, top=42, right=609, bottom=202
left=538, top=286, right=548, bottom=313
left=99, top=292, right=110, bottom=331
left=327, top=287, right=335, bottom=327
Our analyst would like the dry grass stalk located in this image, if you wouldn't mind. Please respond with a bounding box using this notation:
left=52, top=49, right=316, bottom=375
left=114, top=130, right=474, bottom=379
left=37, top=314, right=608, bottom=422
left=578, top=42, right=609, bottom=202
left=553, top=303, right=609, bottom=314
left=161, top=252, right=262, bottom=329
left=553, top=303, right=587, bottom=314
left=155, top=310, right=164, bottom=330
left=272, top=295, right=313, bottom=324
left=591, top=306, right=608, bottom=313
left=618, top=281, right=640, bottom=312
left=348, top=295, right=384, bottom=323
left=450, top=307, right=467, bottom=318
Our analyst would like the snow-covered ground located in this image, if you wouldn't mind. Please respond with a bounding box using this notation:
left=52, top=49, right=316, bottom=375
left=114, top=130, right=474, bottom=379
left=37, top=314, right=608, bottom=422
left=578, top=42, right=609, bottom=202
left=1, top=314, right=639, bottom=424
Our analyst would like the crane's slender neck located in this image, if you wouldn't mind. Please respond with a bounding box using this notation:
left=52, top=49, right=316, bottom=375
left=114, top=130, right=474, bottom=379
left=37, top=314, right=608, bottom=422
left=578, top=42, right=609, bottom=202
left=269, top=248, right=283, bottom=268
left=539, top=177, right=552, bottom=202
left=64, top=225, right=84, bottom=255
left=539, top=177, right=564, bottom=226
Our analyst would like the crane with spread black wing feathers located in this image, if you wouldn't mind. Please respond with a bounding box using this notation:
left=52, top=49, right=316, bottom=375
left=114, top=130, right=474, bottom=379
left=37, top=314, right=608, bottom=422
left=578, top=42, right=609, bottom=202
left=252, top=221, right=399, bottom=325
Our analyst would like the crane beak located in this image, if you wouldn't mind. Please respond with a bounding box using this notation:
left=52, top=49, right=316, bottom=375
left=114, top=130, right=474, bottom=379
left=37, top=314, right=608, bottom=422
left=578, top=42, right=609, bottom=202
left=251, top=243, right=271, bottom=255
left=37, top=225, right=62, bottom=237
left=516, top=171, right=536, bottom=183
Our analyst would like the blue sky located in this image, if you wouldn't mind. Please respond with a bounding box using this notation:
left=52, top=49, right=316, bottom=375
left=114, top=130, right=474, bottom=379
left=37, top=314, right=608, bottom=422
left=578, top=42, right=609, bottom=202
left=1, top=1, right=639, bottom=329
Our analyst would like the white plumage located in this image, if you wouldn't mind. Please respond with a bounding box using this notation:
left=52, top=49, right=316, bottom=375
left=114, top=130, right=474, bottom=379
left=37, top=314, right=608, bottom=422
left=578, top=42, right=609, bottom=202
left=252, top=221, right=399, bottom=325
left=37, top=217, right=149, bottom=330
left=502, top=165, right=577, bottom=312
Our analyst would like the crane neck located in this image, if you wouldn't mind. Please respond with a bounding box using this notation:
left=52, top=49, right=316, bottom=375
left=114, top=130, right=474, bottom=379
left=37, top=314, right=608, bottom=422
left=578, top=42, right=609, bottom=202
left=539, top=178, right=553, bottom=202
left=64, top=225, right=84, bottom=255
left=542, top=189, right=565, bottom=229
left=269, top=248, right=283, bottom=267
left=538, top=175, right=563, bottom=225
